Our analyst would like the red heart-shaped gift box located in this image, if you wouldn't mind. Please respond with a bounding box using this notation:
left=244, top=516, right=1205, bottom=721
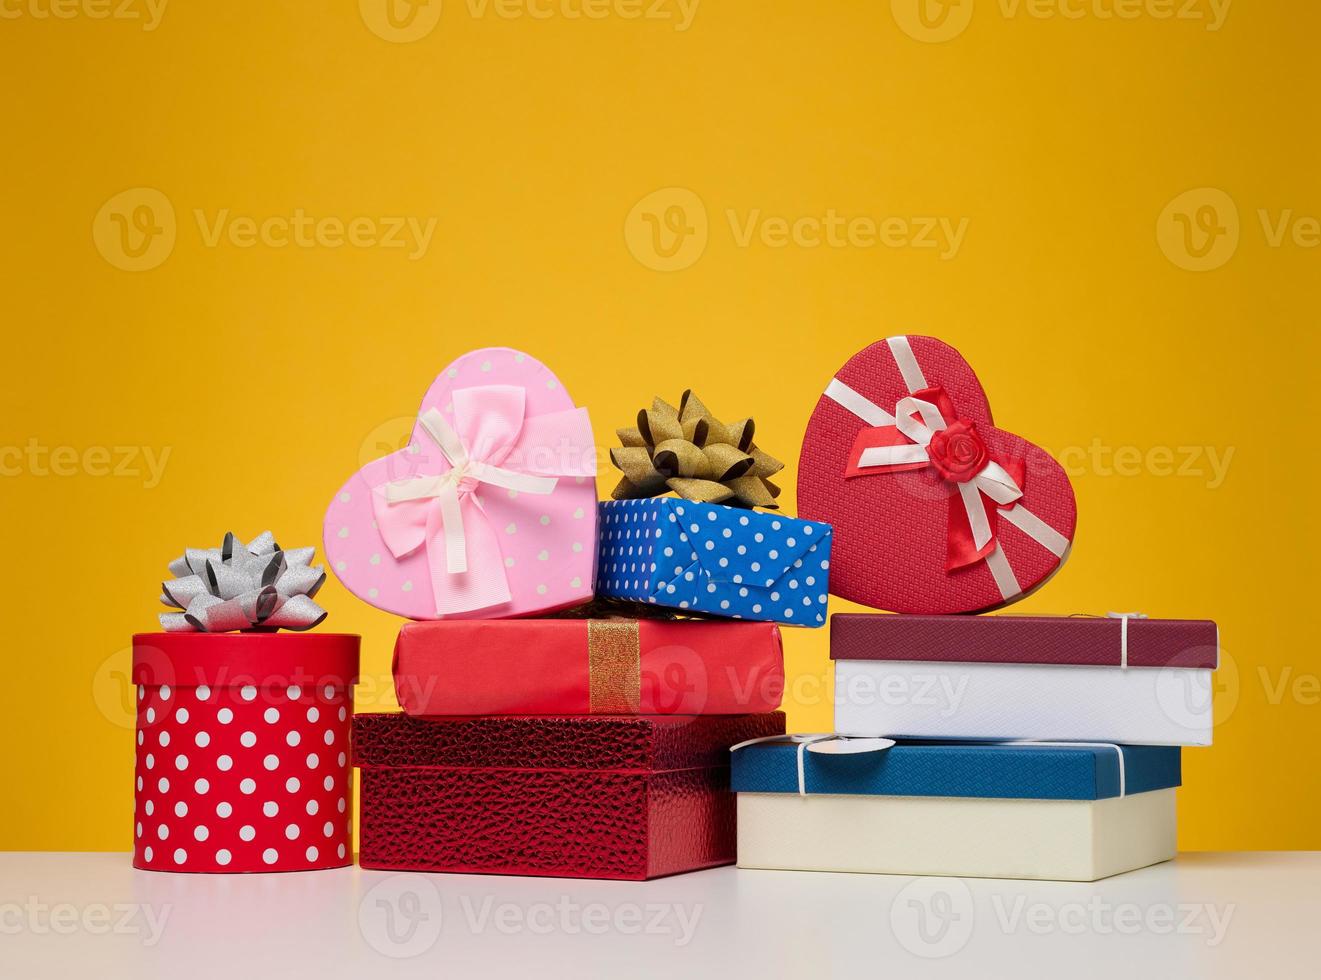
left=798, top=336, right=1077, bottom=614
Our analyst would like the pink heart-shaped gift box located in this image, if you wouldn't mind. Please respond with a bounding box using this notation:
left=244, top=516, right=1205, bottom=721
left=797, top=336, right=1077, bottom=615
left=324, top=348, right=599, bottom=620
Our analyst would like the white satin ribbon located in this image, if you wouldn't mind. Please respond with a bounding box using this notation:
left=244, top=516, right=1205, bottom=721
left=1107, top=611, right=1149, bottom=669
left=823, top=378, right=894, bottom=427
left=863, top=394, right=1025, bottom=553
left=730, top=733, right=896, bottom=796
left=984, top=544, right=1021, bottom=601
left=382, top=408, right=557, bottom=574
left=1000, top=504, right=1071, bottom=558
left=887, top=335, right=929, bottom=393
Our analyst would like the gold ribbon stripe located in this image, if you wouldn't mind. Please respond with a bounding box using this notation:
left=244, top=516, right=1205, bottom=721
left=587, top=620, right=641, bottom=714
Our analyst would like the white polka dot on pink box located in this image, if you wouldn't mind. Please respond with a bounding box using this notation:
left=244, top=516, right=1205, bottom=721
left=132, top=632, right=358, bottom=874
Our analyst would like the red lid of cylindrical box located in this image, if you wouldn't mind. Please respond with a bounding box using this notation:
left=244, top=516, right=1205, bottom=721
left=132, top=632, right=360, bottom=690
left=830, top=614, right=1218, bottom=669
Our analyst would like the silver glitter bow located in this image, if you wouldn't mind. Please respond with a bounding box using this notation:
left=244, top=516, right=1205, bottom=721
left=159, top=531, right=327, bottom=632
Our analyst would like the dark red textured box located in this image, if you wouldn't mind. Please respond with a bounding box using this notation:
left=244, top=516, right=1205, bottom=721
left=353, top=711, right=785, bottom=880
left=830, top=613, right=1219, bottom=668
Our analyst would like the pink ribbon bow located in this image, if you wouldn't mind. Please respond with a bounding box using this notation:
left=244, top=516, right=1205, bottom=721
left=371, top=384, right=594, bottom=616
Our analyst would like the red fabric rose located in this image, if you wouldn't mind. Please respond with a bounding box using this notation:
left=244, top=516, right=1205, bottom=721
left=927, top=419, right=989, bottom=483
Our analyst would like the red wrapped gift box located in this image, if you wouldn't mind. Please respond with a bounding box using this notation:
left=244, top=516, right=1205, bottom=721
left=798, top=335, right=1078, bottom=614
left=393, top=618, right=784, bottom=716
left=132, top=632, right=359, bottom=873
left=354, top=711, right=785, bottom=880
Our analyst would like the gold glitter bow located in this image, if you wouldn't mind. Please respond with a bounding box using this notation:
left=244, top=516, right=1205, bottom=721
left=609, top=391, right=784, bottom=508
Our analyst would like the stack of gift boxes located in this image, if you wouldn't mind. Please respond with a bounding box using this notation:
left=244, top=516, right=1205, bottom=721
left=130, top=336, right=1217, bottom=882
left=324, top=350, right=839, bottom=880
left=731, top=336, right=1219, bottom=881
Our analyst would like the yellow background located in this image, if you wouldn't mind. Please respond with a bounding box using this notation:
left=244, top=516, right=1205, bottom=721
left=2, top=0, right=1317, bottom=851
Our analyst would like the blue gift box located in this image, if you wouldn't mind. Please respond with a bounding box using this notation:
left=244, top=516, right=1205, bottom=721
left=595, top=499, right=833, bottom=626
left=731, top=739, right=1181, bottom=800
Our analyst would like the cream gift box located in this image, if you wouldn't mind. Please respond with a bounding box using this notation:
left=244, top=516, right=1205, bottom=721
left=730, top=738, right=1180, bottom=882
left=831, top=614, right=1220, bottom=746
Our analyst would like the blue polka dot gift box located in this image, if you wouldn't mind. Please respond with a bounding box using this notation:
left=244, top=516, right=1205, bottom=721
left=599, top=390, right=832, bottom=626
left=596, top=499, right=832, bottom=626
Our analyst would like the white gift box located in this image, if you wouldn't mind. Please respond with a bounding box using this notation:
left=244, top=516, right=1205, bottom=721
left=731, top=739, right=1180, bottom=882
left=737, top=791, right=1176, bottom=882
left=831, top=614, right=1219, bottom=746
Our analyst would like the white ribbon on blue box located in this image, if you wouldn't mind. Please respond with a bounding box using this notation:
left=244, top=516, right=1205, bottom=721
left=595, top=499, right=833, bottom=626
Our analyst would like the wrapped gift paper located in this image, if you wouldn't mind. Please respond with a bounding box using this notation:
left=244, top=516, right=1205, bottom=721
left=324, top=347, right=598, bottom=620
left=832, top=613, right=1219, bottom=745
left=597, top=499, right=832, bottom=625
left=799, top=336, right=1078, bottom=614
left=394, top=617, right=784, bottom=715
left=595, top=390, right=832, bottom=625
left=354, top=711, right=785, bottom=880
left=732, top=737, right=1179, bottom=881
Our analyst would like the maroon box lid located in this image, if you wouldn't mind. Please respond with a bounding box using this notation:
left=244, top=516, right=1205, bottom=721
left=353, top=712, right=786, bottom=773
left=830, top=614, right=1218, bottom=669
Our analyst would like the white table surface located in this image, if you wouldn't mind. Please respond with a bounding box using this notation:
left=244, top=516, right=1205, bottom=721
left=1, top=852, right=1317, bottom=978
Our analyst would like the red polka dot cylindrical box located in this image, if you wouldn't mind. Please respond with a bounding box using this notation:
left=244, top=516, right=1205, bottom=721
left=131, top=632, right=360, bottom=873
